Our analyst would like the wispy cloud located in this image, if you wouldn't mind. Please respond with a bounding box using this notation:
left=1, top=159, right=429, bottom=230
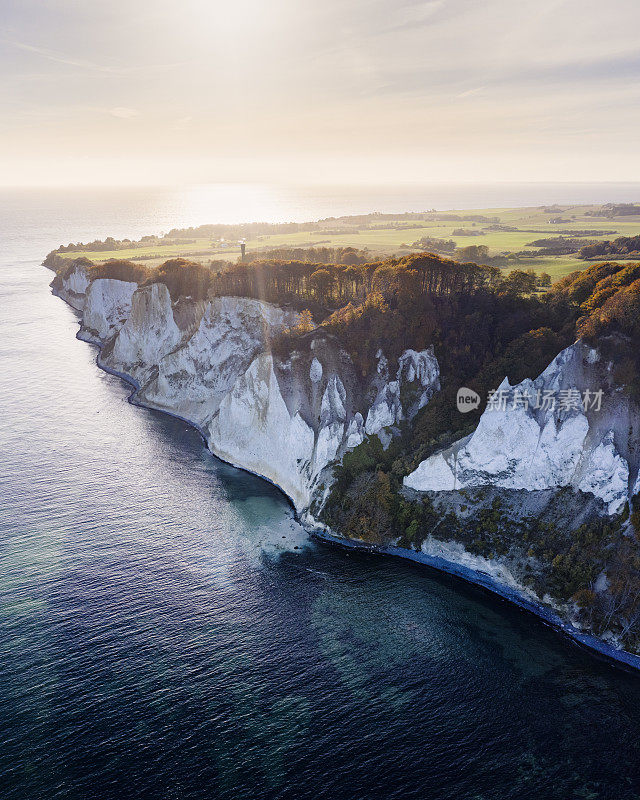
left=172, top=116, right=193, bottom=131
left=456, top=85, right=486, bottom=98
left=5, top=39, right=186, bottom=76
left=6, top=40, right=120, bottom=73
left=389, top=0, right=447, bottom=31
left=109, top=107, right=140, bottom=119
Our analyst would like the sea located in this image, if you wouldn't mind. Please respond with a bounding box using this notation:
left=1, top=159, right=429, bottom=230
left=2, top=183, right=640, bottom=800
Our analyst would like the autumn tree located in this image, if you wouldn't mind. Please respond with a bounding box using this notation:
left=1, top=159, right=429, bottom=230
left=457, top=244, right=490, bottom=262
left=309, top=269, right=334, bottom=303
left=295, top=309, right=315, bottom=333
left=499, top=269, right=538, bottom=296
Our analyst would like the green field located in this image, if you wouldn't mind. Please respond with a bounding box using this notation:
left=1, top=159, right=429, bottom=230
left=52, top=203, right=640, bottom=282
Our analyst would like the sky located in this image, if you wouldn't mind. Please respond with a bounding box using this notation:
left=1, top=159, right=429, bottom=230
left=2, top=0, right=640, bottom=187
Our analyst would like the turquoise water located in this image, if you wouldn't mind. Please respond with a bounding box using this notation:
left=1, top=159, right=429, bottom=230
left=2, top=185, right=640, bottom=799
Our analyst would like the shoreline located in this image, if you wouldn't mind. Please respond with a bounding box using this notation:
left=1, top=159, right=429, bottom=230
left=76, top=329, right=301, bottom=514
left=60, top=290, right=640, bottom=678
left=312, top=528, right=640, bottom=676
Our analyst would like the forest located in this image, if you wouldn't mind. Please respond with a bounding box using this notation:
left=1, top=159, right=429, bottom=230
left=587, top=203, right=640, bottom=218
left=579, top=235, right=640, bottom=260
left=69, top=250, right=570, bottom=449
left=242, top=246, right=370, bottom=265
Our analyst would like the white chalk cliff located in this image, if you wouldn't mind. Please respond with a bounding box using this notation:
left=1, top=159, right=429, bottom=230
left=80, top=279, right=138, bottom=343
left=54, top=267, right=441, bottom=513
left=53, top=263, right=639, bottom=519
left=365, top=349, right=440, bottom=441
left=52, top=262, right=90, bottom=310
left=108, top=282, right=182, bottom=385
left=404, top=341, right=639, bottom=514
left=137, top=295, right=299, bottom=422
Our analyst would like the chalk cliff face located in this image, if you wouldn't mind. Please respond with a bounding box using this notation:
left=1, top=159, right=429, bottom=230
left=405, top=341, right=640, bottom=514
left=51, top=262, right=91, bottom=311
left=137, top=295, right=299, bottom=423
left=205, top=337, right=440, bottom=510
left=365, top=348, right=440, bottom=443
left=52, top=262, right=137, bottom=343
left=207, top=352, right=317, bottom=510
left=61, top=273, right=441, bottom=513
left=80, top=279, right=138, bottom=343
left=105, top=282, right=181, bottom=385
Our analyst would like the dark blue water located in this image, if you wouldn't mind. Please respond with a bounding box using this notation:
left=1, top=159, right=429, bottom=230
left=3, top=186, right=640, bottom=800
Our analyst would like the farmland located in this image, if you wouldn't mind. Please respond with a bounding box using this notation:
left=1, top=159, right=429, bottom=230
left=47, top=203, right=640, bottom=282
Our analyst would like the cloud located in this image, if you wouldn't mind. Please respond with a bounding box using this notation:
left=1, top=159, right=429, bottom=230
left=456, top=86, right=487, bottom=98
left=4, top=38, right=187, bottom=77
left=5, top=39, right=119, bottom=73
left=172, top=116, right=193, bottom=130
left=109, top=107, right=140, bottom=119
left=390, top=0, right=447, bottom=31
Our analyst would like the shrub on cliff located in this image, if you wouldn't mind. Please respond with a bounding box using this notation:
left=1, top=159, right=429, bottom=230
left=146, top=258, right=213, bottom=302
left=327, top=470, right=397, bottom=544
left=89, top=259, right=150, bottom=284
